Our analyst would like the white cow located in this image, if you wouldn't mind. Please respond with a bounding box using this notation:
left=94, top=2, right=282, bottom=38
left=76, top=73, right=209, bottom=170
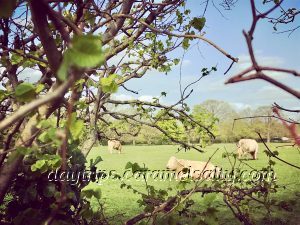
left=108, top=140, right=122, bottom=154
left=166, top=156, right=218, bottom=180
left=237, top=139, right=258, bottom=160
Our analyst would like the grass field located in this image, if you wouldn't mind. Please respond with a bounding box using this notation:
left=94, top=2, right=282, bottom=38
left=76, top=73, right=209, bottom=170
left=86, top=143, right=300, bottom=224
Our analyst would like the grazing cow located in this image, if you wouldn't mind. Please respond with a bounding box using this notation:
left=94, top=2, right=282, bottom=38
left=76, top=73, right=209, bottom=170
left=237, top=139, right=258, bottom=160
left=166, top=156, right=218, bottom=180
left=108, top=140, right=122, bottom=154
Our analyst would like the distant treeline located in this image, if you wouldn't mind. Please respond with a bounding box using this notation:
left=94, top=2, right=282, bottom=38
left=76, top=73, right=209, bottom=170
left=97, top=100, right=292, bottom=145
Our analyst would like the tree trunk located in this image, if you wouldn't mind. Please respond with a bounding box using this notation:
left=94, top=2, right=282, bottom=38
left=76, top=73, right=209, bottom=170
left=187, top=135, right=191, bottom=145
left=266, top=132, right=270, bottom=143
left=81, top=131, right=97, bottom=157
left=80, top=89, right=106, bottom=157
left=0, top=115, right=38, bottom=203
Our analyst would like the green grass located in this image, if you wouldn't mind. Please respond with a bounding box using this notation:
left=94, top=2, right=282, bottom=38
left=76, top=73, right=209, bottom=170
left=86, top=143, right=300, bottom=224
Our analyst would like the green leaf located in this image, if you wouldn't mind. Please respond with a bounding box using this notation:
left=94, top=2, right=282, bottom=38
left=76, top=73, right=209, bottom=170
left=58, top=35, right=104, bottom=81
left=15, top=82, right=36, bottom=102
left=191, top=17, right=206, bottom=32
left=35, top=160, right=46, bottom=168
left=22, top=59, right=36, bottom=68
left=125, top=162, right=133, bottom=169
left=0, top=0, right=17, bottom=18
left=0, top=90, right=4, bottom=101
left=31, top=159, right=46, bottom=172
left=131, top=162, right=141, bottom=173
left=0, top=89, right=8, bottom=101
left=11, top=52, right=23, bottom=65
left=38, top=127, right=57, bottom=143
left=182, top=38, right=190, bottom=50
left=203, top=193, right=217, bottom=206
left=173, top=58, right=180, bottom=65
left=90, top=156, right=103, bottom=167
left=69, top=113, right=84, bottom=140
left=273, top=150, right=279, bottom=156
left=100, top=74, right=119, bottom=93
left=82, top=190, right=93, bottom=198
left=16, top=147, right=33, bottom=155
left=48, top=156, right=61, bottom=168
left=211, top=66, right=217, bottom=71
left=57, top=59, right=69, bottom=81
left=176, top=10, right=183, bottom=24
left=125, top=162, right=144, bottom=174
left=35, top=84, right=45, bottom=93
left=37, top=120, right=52, bottom=129
left=82, top=184, right=102, bottom=199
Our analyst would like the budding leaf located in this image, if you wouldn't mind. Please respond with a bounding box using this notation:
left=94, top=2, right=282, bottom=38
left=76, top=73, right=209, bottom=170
left=161, top=92, right=167, bottom=97
left=100, top=74, right=119, bottom=93
left=11, top=52, right=23, bottom=65
left=31, top=159, right=46, bottom=172
left=70, top=113, right=84, bottom=140
left=35, top=84, right=45, bottom=93
left=182, top=38, right=190, bottom=50
left=191, top=17, right=206, bottom=32
left=15, top=82, right=36, bottom=102
left=16, top=147, right=33, bottom=155
left=58, top=35, right=105, bottom=81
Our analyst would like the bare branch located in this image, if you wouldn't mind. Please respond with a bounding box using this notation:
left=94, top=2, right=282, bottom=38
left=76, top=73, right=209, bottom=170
left=0, top=77, right=75, bottom=132
left=257, top=132, right=300, bottom=170
left=225, top=0, right=300, bottom=99
left=113, top=14, right=238, bottom=63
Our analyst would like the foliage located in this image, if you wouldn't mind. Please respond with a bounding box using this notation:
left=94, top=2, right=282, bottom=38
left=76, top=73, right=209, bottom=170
left=0, top=0, right=298, bottom=225
left=14, top=82, right=36, bottom=102
left=58, top=35, right=104, bottom=81
left=99, top=74, right=119, bottom=93
left=195, top=100, right=291, bottom=143
left=190, top=17, right=206, bottom=32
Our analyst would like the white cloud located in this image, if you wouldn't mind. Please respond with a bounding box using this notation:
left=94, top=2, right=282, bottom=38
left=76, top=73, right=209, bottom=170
left=235, top=54, right=285, bottom=72
left=138, top=95, right=155, bottom=102
left=18, top=68, right=42, bottom=83
left=230, top=102, right=251, bottom=110
left=204, top=78, right=227, bottom=91
left=112, top=94, right=134, bottom=101
left=255, top=85, right=293, bottom=100
left=112, top=94, right=163, bottom=103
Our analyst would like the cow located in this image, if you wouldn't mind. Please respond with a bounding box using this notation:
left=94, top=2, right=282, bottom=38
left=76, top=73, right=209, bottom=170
left=166, top=156, right=218, bottom=180
left=237, top=139, right=258, bottom=160
left=108, top=140, right=122, bottom=154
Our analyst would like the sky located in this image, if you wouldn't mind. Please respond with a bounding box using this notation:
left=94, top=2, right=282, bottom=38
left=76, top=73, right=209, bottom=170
left=14, top=0, right=300, bottom=112
left=112, top=0, right=300, bottom=111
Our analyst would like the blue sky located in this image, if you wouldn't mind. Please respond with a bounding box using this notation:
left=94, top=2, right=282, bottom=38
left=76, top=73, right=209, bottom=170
left=12, top=1, right=299, bottom=111
left=114, top=0, right=300, bottom=111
